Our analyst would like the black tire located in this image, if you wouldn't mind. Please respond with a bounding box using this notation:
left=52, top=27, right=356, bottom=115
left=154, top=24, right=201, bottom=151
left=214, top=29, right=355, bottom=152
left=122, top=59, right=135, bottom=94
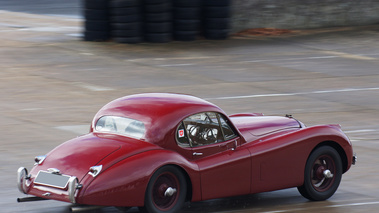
left=114, top=36, right=143, bottom=43
left=141, top=166, right=187, bottom=213
left=145, top=12, right=172, bottom=23
left=85, top=20, right=110, bottom=31
left=145, top=33, right=172, bottom=43
left=112, top=29, right=141, bottom=37
left=112, top=22, right=142, bottom=31
left=204, top=18, right=230, bottom=29
left=204, top=6, right=230, bottom=18
left=111, top=7, right=140, bottom=16
left=297, top=146, right=343, bottom=201
left=109, top=0, right=140, bottom=8
left=174, top=20, right=200, bottom=31
left=204, top=0, right=230, bottom=7
left=111, top=14, right=142, bottom=23
left=145, top=22, right=172, bottom=33
left=174, top=0, right=201, bottom=7
left=84, top=9, right=109, bottom=21
left=173, top=7, right=201, bottom=20
left=83, top=31, right=110, bottom=41
left=174, top=31, right=198, bottom=41
left=83, top=0, right=108, bottom=9
left=203, top=29, right=229, bottom=40
left=144, top=2, right=172, bottom=13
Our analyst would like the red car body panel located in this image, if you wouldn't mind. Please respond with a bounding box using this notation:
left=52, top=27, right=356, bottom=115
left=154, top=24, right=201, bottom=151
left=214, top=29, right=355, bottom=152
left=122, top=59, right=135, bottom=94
left=19, top=93, right=354, bottom=208
left=91, top=93, right=225, bottom=146
left=247, top=124, right=353, bottom=194
left=78, top=149, right=201, bottom=206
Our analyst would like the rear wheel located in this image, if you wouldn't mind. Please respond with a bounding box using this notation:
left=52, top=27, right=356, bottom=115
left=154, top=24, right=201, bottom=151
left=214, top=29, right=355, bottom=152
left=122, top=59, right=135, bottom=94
left=141, top=166, right=187, bottom=213
left=298, top=146, right=342, bottom=201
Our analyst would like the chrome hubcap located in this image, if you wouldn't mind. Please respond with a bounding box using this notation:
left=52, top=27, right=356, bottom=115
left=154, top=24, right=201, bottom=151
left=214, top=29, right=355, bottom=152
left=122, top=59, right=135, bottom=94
left=323, top=169, right=334, bottom=179
left=164, top=187, right=177, bottom=197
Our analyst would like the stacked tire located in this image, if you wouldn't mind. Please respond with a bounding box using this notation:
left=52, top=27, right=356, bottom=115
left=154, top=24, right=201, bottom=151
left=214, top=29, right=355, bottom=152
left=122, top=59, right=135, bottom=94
left=83, top=0, right=110, bottom=41
left=144, top=0, right=173, bottom=43
left=110, top=0, right=143, bottom=44
left=203, top=0, right=231, bottom=40
left=173, top=0, right=202, bottom=41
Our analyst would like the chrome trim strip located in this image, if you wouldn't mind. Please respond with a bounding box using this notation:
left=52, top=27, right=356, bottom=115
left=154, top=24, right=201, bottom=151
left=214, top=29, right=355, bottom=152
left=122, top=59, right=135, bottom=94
left=34, top=155, right=46, bottom=165
left=47, top=168, right=60, bottom=175
left=88, top=165, right=103, bottom=177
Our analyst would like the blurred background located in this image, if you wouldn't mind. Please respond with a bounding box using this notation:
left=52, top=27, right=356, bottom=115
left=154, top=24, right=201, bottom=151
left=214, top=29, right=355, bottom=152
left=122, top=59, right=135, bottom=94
left=1, top=0, right=379, bottom=213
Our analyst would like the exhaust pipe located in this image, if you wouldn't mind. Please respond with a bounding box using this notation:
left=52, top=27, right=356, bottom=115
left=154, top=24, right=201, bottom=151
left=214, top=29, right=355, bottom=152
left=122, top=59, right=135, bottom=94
left=70, top=205, right=103, bottom=212
left=17, top=196, right=47, bottom=202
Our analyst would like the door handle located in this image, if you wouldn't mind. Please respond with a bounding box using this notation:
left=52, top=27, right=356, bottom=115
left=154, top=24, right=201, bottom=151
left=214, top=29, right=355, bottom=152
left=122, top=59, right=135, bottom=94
left=193, top=152, right=203, bottom=156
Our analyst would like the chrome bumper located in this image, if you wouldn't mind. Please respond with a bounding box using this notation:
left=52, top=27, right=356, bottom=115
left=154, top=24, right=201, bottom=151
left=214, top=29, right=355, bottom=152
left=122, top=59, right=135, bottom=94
left=352, top=153, right=357, bottom=165
left=17, top=167, right=29, bottom=194
left=17, top=167, right=79, bottom=203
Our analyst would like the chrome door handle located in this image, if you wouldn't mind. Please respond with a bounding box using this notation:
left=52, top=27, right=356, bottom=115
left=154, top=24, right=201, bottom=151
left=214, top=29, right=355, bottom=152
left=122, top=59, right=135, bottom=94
left=193, top=152, right=203, bottom=156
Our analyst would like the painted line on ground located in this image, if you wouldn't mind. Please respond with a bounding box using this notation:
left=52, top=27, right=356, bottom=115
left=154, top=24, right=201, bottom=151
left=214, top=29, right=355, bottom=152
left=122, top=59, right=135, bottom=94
left=72, top=82, right=115, bottom=92
left=322, top=50, right=377, bottom=60
left=244, top=56, right=337, bottom=63
left=55, top=125, right=89, bottom=135
left=205, top=87, right=379, bottom=100
left=328, top=201, right=379, bottom=208
left=261, top=201, right=379, bottom=213
left=244, top=51, right=377, bottom=63
left=158, top=64, right=194, bottom=67
left=345, top=129, right=377, bottom=134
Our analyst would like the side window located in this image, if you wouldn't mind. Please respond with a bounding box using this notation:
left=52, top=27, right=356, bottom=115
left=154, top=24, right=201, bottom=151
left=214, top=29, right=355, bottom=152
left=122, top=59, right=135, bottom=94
left=178, top=112, right=221, bottom=147
left=218, top=115, right=237, bottom=140
left=176, top=122, right=190, bottom=147
left=176, top=112, right=238, bottom=148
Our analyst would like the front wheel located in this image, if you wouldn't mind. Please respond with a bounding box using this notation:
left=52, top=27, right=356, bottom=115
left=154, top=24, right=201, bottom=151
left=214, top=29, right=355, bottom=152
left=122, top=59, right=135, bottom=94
left=141, top=166, right=187, bottom=213
left=298, top=146, right=342, bottom=201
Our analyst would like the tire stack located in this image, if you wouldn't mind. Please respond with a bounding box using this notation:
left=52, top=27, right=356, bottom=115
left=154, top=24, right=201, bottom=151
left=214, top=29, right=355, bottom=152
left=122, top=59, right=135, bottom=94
left=110, top=0, right=143, bottom=44
left=144, top=0, right=173, bottom=43
left=83, top=0, right=110, bottom=41
left=203, top=0, right=231, bottom=40
left=173, top=0, right=202, bottom=41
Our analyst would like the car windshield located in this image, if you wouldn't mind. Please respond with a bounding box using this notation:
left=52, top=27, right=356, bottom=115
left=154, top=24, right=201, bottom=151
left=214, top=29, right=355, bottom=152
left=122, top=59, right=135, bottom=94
left=95, top=116, right=145, bottom=140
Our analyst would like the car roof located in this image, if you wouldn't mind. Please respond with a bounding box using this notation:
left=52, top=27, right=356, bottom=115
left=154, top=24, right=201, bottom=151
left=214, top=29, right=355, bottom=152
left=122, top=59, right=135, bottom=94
left=92, top=93, right=225, bottom=144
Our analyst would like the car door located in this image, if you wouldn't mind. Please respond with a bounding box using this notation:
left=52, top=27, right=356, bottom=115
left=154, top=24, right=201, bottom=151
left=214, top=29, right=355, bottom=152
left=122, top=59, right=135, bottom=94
left=177, top=112, right=251, bottom=200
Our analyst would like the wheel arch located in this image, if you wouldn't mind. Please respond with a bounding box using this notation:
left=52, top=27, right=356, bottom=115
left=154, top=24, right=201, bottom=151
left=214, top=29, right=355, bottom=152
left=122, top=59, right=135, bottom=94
left=312, top=141, right=348, bottom=173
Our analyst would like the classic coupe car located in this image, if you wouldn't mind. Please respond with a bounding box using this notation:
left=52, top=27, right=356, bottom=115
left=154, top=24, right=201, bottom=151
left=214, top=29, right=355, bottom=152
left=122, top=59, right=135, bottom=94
left=17, top=93, right=356, bottom=213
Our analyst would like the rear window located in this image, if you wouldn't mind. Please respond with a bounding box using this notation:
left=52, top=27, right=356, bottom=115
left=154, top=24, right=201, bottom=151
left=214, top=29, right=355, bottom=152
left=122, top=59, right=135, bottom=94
left=95, top=116, right=145, bottom=139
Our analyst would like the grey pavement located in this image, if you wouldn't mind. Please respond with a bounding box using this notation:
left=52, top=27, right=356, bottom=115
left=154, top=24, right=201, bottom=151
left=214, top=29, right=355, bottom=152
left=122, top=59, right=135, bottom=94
left=1, top=10, right=379, bottom=213
left=0, top=0, right=80, bottom=17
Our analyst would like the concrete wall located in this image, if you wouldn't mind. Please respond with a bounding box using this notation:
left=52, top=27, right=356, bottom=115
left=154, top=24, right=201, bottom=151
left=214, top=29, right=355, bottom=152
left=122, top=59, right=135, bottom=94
left=231, top=0, right=379, bottom=32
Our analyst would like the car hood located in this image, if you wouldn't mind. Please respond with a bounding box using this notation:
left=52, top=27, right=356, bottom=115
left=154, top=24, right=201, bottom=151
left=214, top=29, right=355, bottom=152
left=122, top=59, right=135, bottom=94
left=231, top=116, right=301, bottom=141
left=31, top=133, right=159, bottom=181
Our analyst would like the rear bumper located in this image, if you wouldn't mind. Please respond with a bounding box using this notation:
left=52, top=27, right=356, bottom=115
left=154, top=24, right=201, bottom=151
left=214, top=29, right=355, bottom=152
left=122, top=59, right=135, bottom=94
left=17, top=167, right=80, bottom=204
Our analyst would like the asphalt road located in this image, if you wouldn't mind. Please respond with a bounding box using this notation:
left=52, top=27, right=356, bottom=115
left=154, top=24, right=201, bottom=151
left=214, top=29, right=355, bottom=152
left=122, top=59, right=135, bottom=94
left=1, top=4, right=379, bottom=213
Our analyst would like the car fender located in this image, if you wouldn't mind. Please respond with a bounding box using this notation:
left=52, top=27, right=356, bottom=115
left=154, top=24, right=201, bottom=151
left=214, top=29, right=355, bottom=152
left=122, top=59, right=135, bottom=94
left=248, top=124, right=353, bottom=194
left=77, top=149, right=200, bottom=207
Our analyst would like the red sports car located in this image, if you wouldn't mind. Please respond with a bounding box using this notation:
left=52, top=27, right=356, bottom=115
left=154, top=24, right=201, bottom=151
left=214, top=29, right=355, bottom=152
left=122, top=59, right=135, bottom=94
left=17, top=93, right=356, bottom=213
